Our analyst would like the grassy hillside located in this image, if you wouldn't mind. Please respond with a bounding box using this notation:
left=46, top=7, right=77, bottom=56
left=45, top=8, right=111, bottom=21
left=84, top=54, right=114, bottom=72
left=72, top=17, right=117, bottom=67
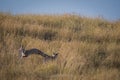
left=0, top=12, right=120, bottom=80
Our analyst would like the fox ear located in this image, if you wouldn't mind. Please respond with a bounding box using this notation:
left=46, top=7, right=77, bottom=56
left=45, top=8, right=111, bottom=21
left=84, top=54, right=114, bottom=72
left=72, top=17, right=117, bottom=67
left=20, top=45, right=24, bottom=49
left=21, top=45, right=23, bottom=48
left=20, top=45, right=22, bottom=48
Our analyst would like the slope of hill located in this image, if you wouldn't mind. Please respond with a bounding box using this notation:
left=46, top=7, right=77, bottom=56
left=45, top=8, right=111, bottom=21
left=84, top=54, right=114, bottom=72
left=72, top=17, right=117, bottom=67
left=0, top=13, right=120, bottom=80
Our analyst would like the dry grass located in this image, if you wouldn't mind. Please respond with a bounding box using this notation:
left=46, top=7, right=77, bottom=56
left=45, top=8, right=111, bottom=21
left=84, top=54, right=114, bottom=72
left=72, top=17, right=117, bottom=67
left=0, top=12, right=120, bottom=80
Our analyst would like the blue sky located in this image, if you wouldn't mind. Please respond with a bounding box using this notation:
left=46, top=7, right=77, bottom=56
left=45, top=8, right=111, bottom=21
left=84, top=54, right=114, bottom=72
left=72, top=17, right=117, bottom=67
left=0, top=0, right=120, bottom=21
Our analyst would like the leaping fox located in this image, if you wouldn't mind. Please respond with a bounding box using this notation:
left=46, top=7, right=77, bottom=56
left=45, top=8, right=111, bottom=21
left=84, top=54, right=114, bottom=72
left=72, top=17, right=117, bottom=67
left=19, top=46, right=58, bottom=60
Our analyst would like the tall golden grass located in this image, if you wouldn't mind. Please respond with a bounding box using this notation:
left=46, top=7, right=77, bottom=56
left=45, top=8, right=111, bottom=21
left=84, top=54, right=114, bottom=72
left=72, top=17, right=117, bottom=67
left=0, top=12, right=120, bottom=80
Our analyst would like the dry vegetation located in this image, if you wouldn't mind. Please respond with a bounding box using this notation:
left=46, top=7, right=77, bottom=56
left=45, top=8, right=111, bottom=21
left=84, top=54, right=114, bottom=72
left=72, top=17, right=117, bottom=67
left=0, top=12, right=120, bottom=80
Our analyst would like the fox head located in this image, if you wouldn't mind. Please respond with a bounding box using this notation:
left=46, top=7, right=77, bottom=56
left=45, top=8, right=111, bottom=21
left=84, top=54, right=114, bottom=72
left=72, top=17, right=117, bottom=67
left=19, top=45, right=25, bottom=52
left=19, top=45, right=26, bottom=58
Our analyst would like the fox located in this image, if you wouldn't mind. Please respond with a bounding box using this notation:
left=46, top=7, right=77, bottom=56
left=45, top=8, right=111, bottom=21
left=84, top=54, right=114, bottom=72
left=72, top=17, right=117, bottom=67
left=19, top=46, right=58, bottom=60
